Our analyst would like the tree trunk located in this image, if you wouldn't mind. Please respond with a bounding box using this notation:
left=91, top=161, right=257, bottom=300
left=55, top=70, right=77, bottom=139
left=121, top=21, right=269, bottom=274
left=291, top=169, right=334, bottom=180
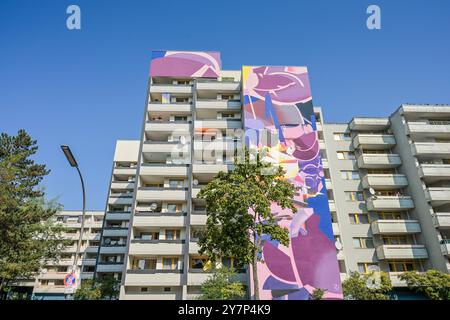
left=252, top=252, right=260, bottom=300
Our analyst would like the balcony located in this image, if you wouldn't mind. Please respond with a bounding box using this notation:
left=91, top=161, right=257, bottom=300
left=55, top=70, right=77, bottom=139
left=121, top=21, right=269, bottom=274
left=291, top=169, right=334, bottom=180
left=441, top=240, right=450, bottom=256
left=192, top=163, right=234, bottom=174
left=400, top=104, right=450, bottom=116
left=145, top=121, right=190, bottom=133
left=196, top=81, right=240, bottom=92
left=129, top=239, right=184, bottom=255
left=108, top=196, right=133, bottom=206
left=110, top=181, right=134, bottom=189
left=113, top=167, right=136, bottom=176
left=357, top=154, right=402, bottom=169
left=194, top=140, right=239, bottom=155
left=406, top=121, right=450, bottom=139
left=33, top=286, right=66, bottom=294
left=132, top=214, right=186, bottom=227
left=149, top=84, right=192, bottom=94
left=147, top=102, right=191, bottom=113
left=425, top=187, right=450, bottom=206
left=99, top=245, right=127, bottom=254
left=353, top=134, right=396, bottom=150
left=433, top=213, right=450, bottom=229
left=371, top=219, right=421, bottom=235
left=191, top=212, right=207, bottom=225
left=195, top=119, right=242, bottom=130
left=366, top=196, right=414, bottom=211
left=419, top=164, right=450, bottom=183
left=140, top=163, right=189, bottom=177
left=102, top=228, right=129, bottom=237
left=412, top=142, right=450, bottom=159
left=196, top=99, right=241, bottom=111
left=362, top=174, right=408, bottom=189
left=187, top=270, right=246, bottom=286
left=349, top=117, right=390, bottom=131
left=376, top=245, right=428, bottom=260
left=141, top=141, right=190, bottom=154
left=136, top=187, right=188, bottom=201
left=96, top=262, right=124, bottom=273
left=105, top=212, right=131, bottom=221
left=121, top=292, right=180, bottom=300
left=124, top=269, right=183, bottom=286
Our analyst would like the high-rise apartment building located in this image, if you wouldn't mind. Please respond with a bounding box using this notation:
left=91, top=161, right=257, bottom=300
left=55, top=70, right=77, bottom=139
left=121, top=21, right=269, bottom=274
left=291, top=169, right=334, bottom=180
left=109, top=51, right=450, bottom=300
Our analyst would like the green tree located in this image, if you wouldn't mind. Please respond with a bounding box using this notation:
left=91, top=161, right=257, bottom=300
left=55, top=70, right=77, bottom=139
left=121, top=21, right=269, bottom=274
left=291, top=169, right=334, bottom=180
left=197, top=148, right=297, bottom=300
left=198, top=267, right=246, bottom=300
left=73, top=280, right=101, bottom=300
left=97, top=274, right=121, bottom=300
left=311, top=288, right=326, bottom=300
left=0, top=130, right=67, bottom=298
left=73, top=275, right=120, bottom=300
left=342, top=271, right=392, bottom=300
left=399, top=270, right=450, bottom=300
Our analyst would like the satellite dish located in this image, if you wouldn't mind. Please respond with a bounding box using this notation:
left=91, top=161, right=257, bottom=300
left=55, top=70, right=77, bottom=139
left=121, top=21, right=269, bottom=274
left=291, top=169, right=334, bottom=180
left=150, top=203, right=158, bottom=211
left=369, top=188, right=376, bottom=196
left=193, top=179, right=199, bottom=186
left=179, top=136, right=187, bottom=145
left=41, top=268, right=48, bottom=274
left=335, top=240, right=343, bottom=251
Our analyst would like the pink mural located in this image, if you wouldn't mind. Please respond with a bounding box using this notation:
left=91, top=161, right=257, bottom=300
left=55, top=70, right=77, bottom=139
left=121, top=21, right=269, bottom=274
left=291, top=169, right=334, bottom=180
left=243, top=66, right=343, bottom=300
left=150, top=51, right=221, bottom=78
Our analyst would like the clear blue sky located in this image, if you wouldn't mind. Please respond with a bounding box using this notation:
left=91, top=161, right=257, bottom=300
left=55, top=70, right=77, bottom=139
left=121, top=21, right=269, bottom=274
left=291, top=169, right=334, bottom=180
left=1, top=0, right=449, bottom=210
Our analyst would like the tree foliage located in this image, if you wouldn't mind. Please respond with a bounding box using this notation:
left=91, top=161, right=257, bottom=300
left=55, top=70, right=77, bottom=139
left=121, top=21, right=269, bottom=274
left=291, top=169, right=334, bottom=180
left=198, top=267, right=246, bottom=300
left=399, top=270, right=450, bottom=300
left=197, top=148, right=297, bottom=299
left=342, top=271, right=392, bottom=300
left=311, top=288, right=326, bottom=300
left=0, top=130, right=67, bottom=297
left=73, top=275, right=120, bottom=300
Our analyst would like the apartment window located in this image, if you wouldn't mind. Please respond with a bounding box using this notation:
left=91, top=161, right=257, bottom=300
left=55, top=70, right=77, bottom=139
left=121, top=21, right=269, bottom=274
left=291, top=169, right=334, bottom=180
left=323, top=169, right=331, bottom=179
left=221, top=94, right=234, bottom=100
left=169, top=179, right=184, bottom=188
left=40, top=280, right=49, bottom=286
left=132, top=258, right=157, bottom=270
left=162, top=258, right=178, bottom=270
left=388, top=261, right=416, bottom=272
left=167, top=204, right=182, bottom=212
left=345, top=191, right=364, bottom=201
left=191, top=258, right=208, bottom=269
left=382, top=236, right=410, bottom=245
left=166, top=229, right=180, bottom=240
left=349, top=213, right=369, bottom=224
left=55, top=280, right=64, bottom=286
left=357, top=263, right=379, bottom=274
left=340, top=170, right=360, bottom=180
left=173, top=116, right=188, bottom=121
left=377, top=212, right=404, bottom=220
left=176, top=80, right=190, bottom=85
left=333, top=132, right=351, bottom=141
left=221, top=77, right=235, bottom=82
left=141, top=287, right=148, bottom=293
left=140, top=231, right=159, bottom=240
left=367, top=169, right=395, bottom=174
left=353, top=237, right=374, bottom=249
left=337, top=151, right=355, bottom=160
left=163, top=287, right=172, bottom=292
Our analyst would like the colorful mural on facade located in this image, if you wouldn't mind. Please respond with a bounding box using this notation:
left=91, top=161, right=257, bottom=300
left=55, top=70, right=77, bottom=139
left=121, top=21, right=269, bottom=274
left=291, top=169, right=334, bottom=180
left=150, top=51, right=221, bottom=78
left=243, top=66, right=343, bottom=300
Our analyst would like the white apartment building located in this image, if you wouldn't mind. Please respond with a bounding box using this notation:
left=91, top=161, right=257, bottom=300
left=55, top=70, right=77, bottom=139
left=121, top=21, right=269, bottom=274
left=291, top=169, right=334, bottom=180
left=31, top=210, right=104, bottom=300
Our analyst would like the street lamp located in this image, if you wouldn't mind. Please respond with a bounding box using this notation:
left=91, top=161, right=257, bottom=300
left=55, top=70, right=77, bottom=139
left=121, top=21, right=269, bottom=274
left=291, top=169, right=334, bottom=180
left=60, top=145, right=86, bottom=298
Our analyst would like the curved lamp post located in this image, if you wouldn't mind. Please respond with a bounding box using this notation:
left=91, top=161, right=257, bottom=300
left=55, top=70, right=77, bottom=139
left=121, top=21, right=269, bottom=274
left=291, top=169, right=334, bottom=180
left=60, top=145, right=86, bottom=298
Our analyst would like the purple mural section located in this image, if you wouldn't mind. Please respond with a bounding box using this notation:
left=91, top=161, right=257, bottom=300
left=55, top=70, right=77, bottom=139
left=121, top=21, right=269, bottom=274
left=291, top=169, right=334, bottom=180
left=150, top=51, right=221, bottom=78
left=243, top=66, right=343, bottom=300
